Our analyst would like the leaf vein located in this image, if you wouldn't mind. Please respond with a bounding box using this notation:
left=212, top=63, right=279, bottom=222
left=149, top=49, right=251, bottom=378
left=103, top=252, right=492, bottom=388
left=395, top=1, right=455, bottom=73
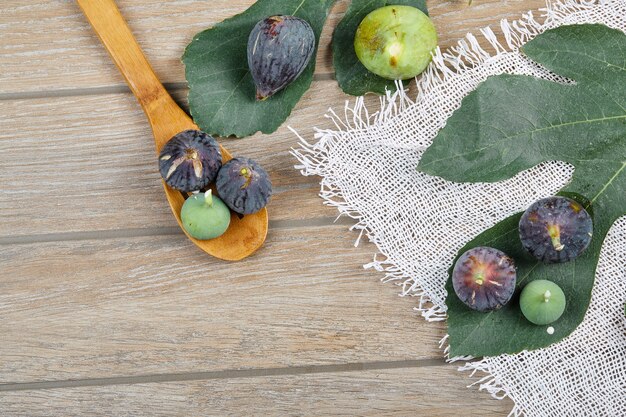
left=426, top=114, right=626, bottom=166
left=589, top=161, right=626, bottom=204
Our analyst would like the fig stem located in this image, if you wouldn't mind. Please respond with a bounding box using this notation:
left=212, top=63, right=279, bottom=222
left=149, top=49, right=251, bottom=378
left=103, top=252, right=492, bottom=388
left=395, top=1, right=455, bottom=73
left=551, top=236, right=564, bottom=251
left=388, top=42, right=402, bottom=58
left=474, top=272, right=485, bottom=286
left=547, top=224, right=564, bottom=251
left=240, top=167, right=253, bottom=189
left=544, top=290, right=551, bottom=303
left=204, top=189, right=214, bottom=207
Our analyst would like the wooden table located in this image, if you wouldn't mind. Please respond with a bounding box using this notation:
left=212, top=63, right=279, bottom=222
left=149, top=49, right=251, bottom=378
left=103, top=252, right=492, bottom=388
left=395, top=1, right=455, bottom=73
left=0, top=1, right=546, bottom=415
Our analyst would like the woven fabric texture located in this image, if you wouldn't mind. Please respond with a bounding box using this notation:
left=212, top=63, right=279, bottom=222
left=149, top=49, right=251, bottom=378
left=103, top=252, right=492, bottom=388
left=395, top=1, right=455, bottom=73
left=292, top=1, right=626, bottom=415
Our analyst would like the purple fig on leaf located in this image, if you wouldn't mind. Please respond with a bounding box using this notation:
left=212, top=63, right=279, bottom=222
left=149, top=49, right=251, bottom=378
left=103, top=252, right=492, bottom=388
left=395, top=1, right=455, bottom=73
left=247, top=15, right=315, bottom=100
left=452, top=247, right=517, bottom=312
left=519, top=196, right=593, bottom=263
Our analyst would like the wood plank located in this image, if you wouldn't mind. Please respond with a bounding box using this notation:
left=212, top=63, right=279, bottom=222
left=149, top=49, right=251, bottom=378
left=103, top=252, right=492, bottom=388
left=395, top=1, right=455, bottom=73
left=0, top=367, right=513, bottom=416
left=0, top=0, right=547, bottom=94
left=0, top=226, right=448, bottom=383
left=0, top=81, right=361, bottom=238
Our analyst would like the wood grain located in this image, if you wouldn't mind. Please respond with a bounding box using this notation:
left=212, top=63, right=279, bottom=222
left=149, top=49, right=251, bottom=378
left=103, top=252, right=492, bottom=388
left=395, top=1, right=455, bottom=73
left=0, top=367, right=513, bottom=416
left=0, top=0, right=548, bottom=95
left=0, top=226, right=447, bottom=384
left=0, top=81, right=358, bottom=239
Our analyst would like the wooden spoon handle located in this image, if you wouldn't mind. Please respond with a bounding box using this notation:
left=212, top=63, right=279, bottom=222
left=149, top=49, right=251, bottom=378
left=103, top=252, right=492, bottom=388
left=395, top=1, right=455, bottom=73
left=76, top=0, right=190, bottom=149
left=76, top=0, right=166, bottom=106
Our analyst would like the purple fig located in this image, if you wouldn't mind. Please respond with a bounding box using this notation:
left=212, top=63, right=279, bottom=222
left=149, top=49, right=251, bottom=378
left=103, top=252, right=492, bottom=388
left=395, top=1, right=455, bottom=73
left=452, top=247, right=517, bottom=312
left=158, top=130, right=221, bottom=192
left=216, top=157, right=272, bottom=215
left=247, top=15, right=315, bottom=100
left=519, top=196, right=593, bottom=263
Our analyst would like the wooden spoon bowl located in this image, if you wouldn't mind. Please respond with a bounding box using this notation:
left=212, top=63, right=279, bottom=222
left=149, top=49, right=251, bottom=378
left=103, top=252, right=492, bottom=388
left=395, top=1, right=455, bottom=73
left=78, top=0, right=268, bottom=261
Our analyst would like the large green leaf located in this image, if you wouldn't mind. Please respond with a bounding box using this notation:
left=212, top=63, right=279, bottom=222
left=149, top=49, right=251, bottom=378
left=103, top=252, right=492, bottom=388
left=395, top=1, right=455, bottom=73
left=417, top=24, right=626, bottom=357
left=183, top=0, right=335, bottom=138
left=332, top=0, right=428, bottom=96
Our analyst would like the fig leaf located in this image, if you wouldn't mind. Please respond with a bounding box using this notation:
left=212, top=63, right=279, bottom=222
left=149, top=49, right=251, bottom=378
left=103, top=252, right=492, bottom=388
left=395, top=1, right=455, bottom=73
left=332, top=0, right=428, bottom=96
left=183, top=0, right=335, bottom=138
left=418, top=24, right=626, bottom=357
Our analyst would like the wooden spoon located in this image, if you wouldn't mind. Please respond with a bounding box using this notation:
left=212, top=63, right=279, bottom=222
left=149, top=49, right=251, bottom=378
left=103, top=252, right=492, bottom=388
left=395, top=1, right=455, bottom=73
left=77, top=0, right=268, bottom=261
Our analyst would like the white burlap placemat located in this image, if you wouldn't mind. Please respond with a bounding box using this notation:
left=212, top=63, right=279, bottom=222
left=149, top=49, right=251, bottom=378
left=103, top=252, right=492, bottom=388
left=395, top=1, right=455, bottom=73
left=292, top=1, right=626, bottom=415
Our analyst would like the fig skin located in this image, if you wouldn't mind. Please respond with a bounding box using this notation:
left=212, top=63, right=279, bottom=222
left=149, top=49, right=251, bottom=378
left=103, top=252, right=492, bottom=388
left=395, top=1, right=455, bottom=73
left=180, top=190, right=230, bottom=240
left=452, top=247, right=517, bottom=312
left=247, top=15, right=315, bottom=100
left=519, top=280, right=566, bottom=325
left=158, top=130, right=222, bottom=192
left=519, top=196, right=593, bottom=263
left=216, top=157, right=272, bottom=215
left=354, top=5, right=438, bottom=80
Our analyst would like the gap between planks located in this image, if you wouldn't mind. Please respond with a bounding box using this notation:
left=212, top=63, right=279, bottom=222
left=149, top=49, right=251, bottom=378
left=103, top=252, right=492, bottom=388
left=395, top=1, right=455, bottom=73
left=0, top=74, right=336, bottom=102
left=0, top=216, right=356, bottom=246
left=0, top=359, right=445, bottom=392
